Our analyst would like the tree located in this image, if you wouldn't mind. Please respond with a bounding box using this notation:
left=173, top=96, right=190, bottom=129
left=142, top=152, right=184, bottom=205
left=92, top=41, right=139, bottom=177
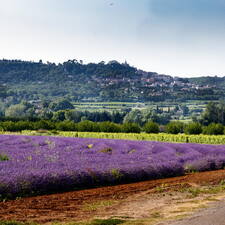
left=122, top=123, right=141, bottom=133
left=123, top=109, right=144, bottom=126
left=55, top=121, right=77, bottom=131
left=65, top=110, right=83, bottom=122
left=77, top=120, right=99, bottom=132
left=203, top=123, right=224, bottom=135
left=200, top=102, right=225, bottom=125
left=166, top=121, right=184, bottom=134
left=5, top=102, right=35, bottom=119
left=99, top=122, right=121, bottom=133
left=184, top=122, right=202, bottom=135
left=52, top=111, right=66, bottom=121
left=49, top=99, right=74, bottom=111
left=143, top=121, right=159, bottom=133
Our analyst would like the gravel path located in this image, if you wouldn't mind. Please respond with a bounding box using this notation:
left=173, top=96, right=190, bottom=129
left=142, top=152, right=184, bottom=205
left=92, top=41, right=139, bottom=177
left=159, top=200, right=225, bottom=225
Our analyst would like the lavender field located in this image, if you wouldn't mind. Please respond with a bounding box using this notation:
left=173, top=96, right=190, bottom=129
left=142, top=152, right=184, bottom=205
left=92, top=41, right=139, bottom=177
left=1, top=134, right=225, bottom=199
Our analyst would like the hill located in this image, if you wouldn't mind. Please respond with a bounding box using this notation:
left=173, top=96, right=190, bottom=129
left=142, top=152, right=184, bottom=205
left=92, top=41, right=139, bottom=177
left=0, top=59, right=224, bottom=104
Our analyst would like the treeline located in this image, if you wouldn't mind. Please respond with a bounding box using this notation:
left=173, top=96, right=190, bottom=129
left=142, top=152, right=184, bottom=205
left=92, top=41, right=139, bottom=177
left=0, top=120, right=225, bottom=135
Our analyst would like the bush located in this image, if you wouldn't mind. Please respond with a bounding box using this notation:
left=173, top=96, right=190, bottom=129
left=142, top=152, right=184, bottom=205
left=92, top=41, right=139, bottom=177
left=77, top=120, right=100, bottom=132
left=55, top=121, right=77, bottom=131
left=143, top=121, right=159, bottom=133
left=165, top=121, right=184, bottom=134
left=203, top=123, right=224, bottom=135
left=184, top=122, right=202, bottom=135
left=121, top=122, right=141, bottom=133
left=99, top=122, right=122, bottom=133
left=33, top=120, right=55, bottom=130
left=0, top=121, right=19, bottom=132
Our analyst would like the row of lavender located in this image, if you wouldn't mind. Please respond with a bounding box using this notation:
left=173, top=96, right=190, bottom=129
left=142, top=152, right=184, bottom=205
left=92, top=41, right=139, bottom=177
left=0, top=135, right=225, bottom=199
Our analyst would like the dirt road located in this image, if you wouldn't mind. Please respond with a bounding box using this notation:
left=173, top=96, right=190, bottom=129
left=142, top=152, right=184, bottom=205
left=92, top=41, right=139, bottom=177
left=159, top=200, right=225, bottom=225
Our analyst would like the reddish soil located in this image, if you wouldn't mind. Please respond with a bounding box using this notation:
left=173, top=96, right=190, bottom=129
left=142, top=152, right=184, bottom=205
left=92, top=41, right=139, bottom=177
left=0, top=170, right=225, bottom=224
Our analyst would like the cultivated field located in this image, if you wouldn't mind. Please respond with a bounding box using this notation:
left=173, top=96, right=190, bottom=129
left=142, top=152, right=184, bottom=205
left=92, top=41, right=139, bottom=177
left=1, top=134, right=225, bottom=200
left=9, top=130, right=225, bottom=145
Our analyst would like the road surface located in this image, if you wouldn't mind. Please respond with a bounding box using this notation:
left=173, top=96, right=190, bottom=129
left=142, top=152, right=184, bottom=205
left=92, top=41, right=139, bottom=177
left=159, top=200, right=225, bottom=225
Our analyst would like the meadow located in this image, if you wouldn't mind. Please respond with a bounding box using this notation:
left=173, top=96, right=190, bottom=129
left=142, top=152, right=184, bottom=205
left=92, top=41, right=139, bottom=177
left=1, top=134, right=225, bottom=200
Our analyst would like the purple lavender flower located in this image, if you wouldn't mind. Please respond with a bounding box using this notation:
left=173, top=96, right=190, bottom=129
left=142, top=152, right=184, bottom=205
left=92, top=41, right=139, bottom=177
left=0, top=135, right=225, bottom=198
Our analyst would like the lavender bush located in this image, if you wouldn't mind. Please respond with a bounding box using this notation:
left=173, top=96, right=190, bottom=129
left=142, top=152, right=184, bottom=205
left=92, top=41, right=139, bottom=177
left=0, top=135, right=225, bottom=199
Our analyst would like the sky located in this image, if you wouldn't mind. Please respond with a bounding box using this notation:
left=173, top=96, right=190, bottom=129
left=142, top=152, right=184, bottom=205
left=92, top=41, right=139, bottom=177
left=0, top=0, right=225, bottom=77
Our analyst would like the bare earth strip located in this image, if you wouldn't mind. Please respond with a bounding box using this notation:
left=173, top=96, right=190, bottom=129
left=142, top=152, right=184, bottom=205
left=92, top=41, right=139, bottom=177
left=0, top=169, right=225, bottom=224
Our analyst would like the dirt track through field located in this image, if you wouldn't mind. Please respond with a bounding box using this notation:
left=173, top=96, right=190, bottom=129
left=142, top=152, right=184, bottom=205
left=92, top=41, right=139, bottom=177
left=0, top=170, right=225, bottom=224
left=160, top=199, right=225, bottom=225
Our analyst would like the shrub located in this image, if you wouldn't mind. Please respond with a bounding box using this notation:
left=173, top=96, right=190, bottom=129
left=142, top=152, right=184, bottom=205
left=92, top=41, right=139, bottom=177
left=165, top=121, right=184, bottom=134
left=203, top=123, right=224, bottom=135
left=0, top=121, right=13, bottom=131
left=99, top=122, right=121, bottom=133
left=121, top=122, right=141, bottom=133
left=184, top=122, right=202, bottom=135
left=15, top=121, right=34, bottom=131
left=143, top=121, right=159, bottom=133
left=33, top=120, right=55, bottom=130
left=0, top=154, right=9, bottom=161
left=77, top=120, right=100, bottom=132
left=55, top=121, right=77, bottom=131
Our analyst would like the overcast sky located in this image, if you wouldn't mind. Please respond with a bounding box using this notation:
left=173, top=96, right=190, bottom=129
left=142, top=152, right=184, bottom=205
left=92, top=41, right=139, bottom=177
left=0, top=0, right=225, bottom=77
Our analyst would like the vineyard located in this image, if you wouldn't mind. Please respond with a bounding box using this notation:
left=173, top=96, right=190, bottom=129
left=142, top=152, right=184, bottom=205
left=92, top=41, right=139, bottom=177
left=9, top=130, right=225, bottom=145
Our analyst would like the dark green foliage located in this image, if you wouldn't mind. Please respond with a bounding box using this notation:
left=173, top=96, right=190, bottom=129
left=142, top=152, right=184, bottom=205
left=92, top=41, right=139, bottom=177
left=55, top=121, right=77, bottom=131
left=143, top=121, right=159, bottom=133
left=0, top=121, right=19, bottom=132
left=123, top=109, right=144, bottom=126
left=0, top=119, right=224, bottom=136
left=200, top=101, right=225, bottom=125
left=184, top=122, right=202, bottom=135
left=33, top=120, right=55, bottom=130
left=121, top=123, right=141, bottom=133
left=203, top=123, right=224, bottom=135
left=52, top=111, right=66, bottom=121
left=165, top=121, right=184, bottom=134
left=63, top=110, right=125, bottom=124
left=77, top=120, right=100, bottom=132
left=49, top=99, right=74, bottom=111
left=89, top=219, right=125, bottom=225
left=99, top=122, right=121, bottom=133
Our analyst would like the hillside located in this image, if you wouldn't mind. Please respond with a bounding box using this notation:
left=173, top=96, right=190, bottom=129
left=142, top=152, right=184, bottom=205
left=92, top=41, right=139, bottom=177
left=0, top=59, right=224, bottom=104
